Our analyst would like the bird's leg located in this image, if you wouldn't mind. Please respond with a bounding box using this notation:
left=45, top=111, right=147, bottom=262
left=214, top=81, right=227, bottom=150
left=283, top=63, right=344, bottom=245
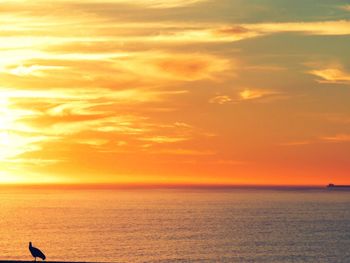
left=35, top=257, right=37, bottom=262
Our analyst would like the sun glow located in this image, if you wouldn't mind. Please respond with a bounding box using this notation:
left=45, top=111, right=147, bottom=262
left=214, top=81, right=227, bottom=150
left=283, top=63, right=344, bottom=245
left=0, top=97, right=13, bottom=160
left=0, top=96, right=39, bottom=162
left=0, top=98, right=14, bottom=159
left=0, top=172, right=22, bottom=183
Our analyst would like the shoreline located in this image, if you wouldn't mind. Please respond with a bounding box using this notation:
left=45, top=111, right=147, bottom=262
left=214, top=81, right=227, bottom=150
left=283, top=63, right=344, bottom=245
left=0, top=261, right=107, bottom=263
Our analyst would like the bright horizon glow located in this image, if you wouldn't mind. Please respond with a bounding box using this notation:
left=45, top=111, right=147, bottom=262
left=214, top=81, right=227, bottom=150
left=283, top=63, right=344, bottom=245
left=1, top=1, right=350, bottom=185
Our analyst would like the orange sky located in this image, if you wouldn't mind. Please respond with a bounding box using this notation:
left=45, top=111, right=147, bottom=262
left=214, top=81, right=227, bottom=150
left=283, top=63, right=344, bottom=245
left=1, top=0, right=350, bottom=185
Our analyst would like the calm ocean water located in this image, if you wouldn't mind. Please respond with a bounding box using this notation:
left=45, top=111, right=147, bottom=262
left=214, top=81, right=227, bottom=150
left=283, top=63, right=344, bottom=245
left=0, top=187, right=349, bottom=263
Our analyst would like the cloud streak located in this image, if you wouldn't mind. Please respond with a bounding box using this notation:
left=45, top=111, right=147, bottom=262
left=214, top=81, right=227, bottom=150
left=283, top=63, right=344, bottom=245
left=321, top=134, right=350, bottom=143
left=308, top=66, right=350, bottom=84
left=209, top=89, right=284, bottom=105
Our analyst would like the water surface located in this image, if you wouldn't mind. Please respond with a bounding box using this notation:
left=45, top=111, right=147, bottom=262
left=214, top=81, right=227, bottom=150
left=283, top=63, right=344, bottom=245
left=0, top=187, right=349, bottom=262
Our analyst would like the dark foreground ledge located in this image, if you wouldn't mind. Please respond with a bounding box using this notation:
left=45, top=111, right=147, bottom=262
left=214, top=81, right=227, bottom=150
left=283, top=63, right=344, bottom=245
left=0, top=261, right=108, bottom=263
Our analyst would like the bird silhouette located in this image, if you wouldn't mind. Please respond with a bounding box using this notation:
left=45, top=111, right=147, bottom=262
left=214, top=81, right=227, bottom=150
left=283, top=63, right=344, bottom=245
left=29, top=242, right=46, bottom=261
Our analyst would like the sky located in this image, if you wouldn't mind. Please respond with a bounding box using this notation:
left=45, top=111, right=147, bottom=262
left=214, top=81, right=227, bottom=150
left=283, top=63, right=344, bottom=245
left=0, top=0, right=350, bottom=185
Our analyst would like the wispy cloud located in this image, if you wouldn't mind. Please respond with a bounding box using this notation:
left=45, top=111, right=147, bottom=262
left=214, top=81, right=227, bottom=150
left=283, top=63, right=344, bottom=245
left=239, top=88, right=285, bottom=102
left=140, top=136, right=190, bottom=143
left=7, top=65, right=65, bottom=77
left=280, top=140, right=313, bottom=146
left=244, top=20, right=350, bottom=36
left=77, top=139, right=109, bottom=146
left=149, top=148, right=215, bottom=155
left=210, top=159, right=249, bottom=165
left=339, top=5, right=350, bottom=11
left=244, top=65, right=287, bottom=72
left=281, top=134, right=350, bottom=146
left=240, top=89, right=269, bottom=100
left=320, top=113, right=350, bottom=124
left=321, top=134, right=350, bottom=142
left=1, top=158, right=64, bottom=166
left=209, top=89, right=284, bottom=105
left=308, top=66, right=350, bottom=84
left=0, top=86, right=189, bottom=164
left=69, top=0, right=207, bottom=9
left=209, top=95, right=232, bottom=105
left=142, top=53, right=230, bottom=81
left=129, top=0, right=207, bottom=8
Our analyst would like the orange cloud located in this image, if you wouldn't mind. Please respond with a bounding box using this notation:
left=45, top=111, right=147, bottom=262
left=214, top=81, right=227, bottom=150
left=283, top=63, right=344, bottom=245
left=64, top=0, right=207, bottom=8
left=120, top=52, right=231, bottom=81
left=149, top=148, right=215, bottom=155
left=282, top=134, right=350, bottom=146
left=5, top=51, right=230, bottom=84
left=280, top=141, right=313, bottom=146
left=239, top=89, right=280, bottom=101
left=244, top=65, right=286, bottom=71
left=0, top=86, right=191, bottom=167
left=245, top=20, right=350, bottom=36
left=308, top=67, right=350, bottom=84
left=321, top=134, right=350, bottom=142
left=340, top=5, right=350, bottom=11
left=209, top=95, right=232, bottom=104
left=209, top=89, right=283, bottom=105
left=130, top=0, right=207, bottom=8
left=7, top=64, right=64, bottom=76
left=140, top=136, right=190, bottom=143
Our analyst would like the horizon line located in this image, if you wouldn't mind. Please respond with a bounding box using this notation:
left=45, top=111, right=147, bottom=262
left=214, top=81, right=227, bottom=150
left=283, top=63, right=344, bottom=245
left=0, top=182, right=331, bottom=189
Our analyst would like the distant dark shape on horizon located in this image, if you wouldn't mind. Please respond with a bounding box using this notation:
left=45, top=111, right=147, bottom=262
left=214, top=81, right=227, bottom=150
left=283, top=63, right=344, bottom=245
left=327, top=183, right=350, bottom=188
left=29, top=242, right=46, bottom=261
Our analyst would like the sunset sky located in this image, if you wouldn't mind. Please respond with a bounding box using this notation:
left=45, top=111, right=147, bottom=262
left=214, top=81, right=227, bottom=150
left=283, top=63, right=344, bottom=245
left=0, top=0, right=350, bottom=185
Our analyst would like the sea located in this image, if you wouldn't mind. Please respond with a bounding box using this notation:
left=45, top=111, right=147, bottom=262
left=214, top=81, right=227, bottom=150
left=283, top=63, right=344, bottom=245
left=0, top=186, right=349, bottom=263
